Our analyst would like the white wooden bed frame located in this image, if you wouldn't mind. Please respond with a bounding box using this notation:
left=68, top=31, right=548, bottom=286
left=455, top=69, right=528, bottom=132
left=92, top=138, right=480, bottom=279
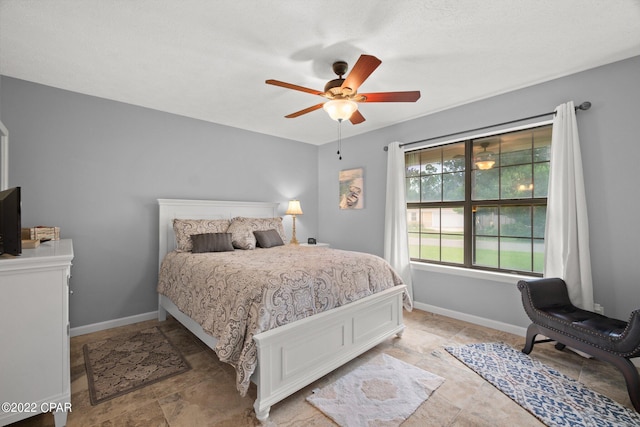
left=157, top=198, right=406, bottom=421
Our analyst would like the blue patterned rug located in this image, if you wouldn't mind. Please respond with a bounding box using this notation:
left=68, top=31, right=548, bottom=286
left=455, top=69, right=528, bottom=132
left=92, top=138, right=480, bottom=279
left=445, top=342, right=640, bottom=427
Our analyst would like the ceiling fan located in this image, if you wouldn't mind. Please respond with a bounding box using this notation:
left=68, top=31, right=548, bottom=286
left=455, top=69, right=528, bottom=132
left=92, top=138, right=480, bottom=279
left=266, top=54, right=421, bottom=125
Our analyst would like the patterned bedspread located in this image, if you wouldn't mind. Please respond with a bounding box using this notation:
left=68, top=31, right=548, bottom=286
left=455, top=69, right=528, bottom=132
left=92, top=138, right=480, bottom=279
left=157, top=245, right=411, bottom=395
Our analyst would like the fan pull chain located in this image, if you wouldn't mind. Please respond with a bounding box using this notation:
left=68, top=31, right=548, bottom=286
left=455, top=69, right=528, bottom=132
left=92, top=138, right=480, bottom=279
left=337, top=119, right=343, bottom=160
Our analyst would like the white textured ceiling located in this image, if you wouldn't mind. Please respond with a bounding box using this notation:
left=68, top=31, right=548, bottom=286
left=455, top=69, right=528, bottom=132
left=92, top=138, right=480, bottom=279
left=1, top=1, right=640, bottom=145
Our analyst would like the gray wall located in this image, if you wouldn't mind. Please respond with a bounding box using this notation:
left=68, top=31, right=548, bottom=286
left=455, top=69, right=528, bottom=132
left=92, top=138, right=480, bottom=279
left=0, top=77, right=319, bottom=328
left=2, top=55, right=638, bottom=331
left=318, top=55, right=640, bottom=326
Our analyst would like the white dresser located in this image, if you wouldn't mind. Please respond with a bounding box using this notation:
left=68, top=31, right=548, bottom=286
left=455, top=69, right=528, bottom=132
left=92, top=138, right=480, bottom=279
left=0, top=240, right=73, bottom=427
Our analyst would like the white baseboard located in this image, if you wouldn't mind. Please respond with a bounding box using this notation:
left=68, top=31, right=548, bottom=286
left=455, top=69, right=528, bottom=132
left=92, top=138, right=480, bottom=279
left=413, top=303, right=640, bottom=367
left=70, top=311, right=159, bottom=337
left=413, top=301, right=528, bottom=337
left=68, top=306, right=640, bottom=368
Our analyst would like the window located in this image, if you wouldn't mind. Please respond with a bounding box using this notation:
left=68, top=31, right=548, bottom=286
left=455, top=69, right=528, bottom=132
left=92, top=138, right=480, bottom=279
left=405, top=124, right=551, bottom=275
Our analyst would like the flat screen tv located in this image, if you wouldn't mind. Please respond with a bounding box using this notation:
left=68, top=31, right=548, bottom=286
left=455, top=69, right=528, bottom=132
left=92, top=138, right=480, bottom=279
left=0, top=186, right=21, bottom=256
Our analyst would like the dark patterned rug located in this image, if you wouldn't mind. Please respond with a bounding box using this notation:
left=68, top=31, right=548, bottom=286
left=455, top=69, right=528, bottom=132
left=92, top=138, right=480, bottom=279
left=445, top=342, right=640, bottom=427
left=83, top=326, right=191, bottom=405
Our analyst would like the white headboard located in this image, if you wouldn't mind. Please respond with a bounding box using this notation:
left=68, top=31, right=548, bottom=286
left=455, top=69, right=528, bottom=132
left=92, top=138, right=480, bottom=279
left=158, top=199, right=280, bottom=267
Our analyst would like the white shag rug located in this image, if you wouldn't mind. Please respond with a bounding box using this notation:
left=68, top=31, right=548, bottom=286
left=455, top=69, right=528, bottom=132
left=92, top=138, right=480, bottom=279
left=306, top=353, right=445, bottom=426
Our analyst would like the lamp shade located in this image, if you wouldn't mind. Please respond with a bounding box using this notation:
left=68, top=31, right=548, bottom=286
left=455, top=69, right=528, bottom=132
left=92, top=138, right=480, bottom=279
left=286, top=200, right=303, bottom=215
left=323, top=99, right=358, bottom=121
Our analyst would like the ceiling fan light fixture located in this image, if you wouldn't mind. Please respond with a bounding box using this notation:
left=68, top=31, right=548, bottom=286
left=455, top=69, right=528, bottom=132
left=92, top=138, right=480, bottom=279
left=475, top=142, right=496, bottom=170
left=475, top=157, right=495, bottom=170
left=323, top=99, right=358, bottom=122
left=266, top=54, right=420, bottom=125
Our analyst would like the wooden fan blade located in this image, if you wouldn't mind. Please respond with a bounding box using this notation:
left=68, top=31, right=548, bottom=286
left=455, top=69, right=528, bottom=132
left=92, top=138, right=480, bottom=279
left=285, top=103, right=324, bottom=118
left=341, top=55, right=381, bottom=92
left=359, top=91, right=421, bottom=103
left=266, top=79, right=324, bottom=96
left=349, top=110, right=366, bottom=125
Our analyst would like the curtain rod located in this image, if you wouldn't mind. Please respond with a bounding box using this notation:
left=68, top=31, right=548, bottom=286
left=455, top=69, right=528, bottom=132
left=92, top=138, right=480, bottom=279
left=383, top=101, right=591, bottom=151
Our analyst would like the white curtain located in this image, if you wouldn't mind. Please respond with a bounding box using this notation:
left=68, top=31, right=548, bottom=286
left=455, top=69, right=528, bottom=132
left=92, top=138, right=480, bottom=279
left=384, top=141, right=413, bottom=303
left=544, top=101, right=594, bottom=310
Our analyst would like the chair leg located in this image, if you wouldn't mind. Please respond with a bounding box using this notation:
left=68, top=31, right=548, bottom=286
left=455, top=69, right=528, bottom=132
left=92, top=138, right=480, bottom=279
left=522, top=324, right=539, bottom=354
left=606, top=356, right=640, bottom=412
left=586, top=346, right=640, bottom=412
left=521, top=321, right=640, bottom=412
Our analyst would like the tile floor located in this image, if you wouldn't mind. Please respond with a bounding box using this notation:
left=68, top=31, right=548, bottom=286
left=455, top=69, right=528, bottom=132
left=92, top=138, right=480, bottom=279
left=11, top=309, right=635, bottom=426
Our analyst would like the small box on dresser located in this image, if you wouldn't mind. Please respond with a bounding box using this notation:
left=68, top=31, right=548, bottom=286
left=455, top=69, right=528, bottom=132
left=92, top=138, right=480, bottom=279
left=21, top=226, right=60, bottom=241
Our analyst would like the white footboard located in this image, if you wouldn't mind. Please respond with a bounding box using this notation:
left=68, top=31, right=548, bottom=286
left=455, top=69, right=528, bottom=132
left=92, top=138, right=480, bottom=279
left=251, top=285, right=406, bottom=421
left=160, top=286, right=406, bottom=421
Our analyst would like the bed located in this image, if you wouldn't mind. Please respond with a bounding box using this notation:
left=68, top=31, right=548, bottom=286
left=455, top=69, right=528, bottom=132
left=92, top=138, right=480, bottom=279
left=156, top=198, right=410, bottom=421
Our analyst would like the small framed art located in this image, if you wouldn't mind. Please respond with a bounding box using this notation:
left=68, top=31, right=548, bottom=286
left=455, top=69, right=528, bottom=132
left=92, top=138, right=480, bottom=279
left=339, top=167, right=364, bottom=209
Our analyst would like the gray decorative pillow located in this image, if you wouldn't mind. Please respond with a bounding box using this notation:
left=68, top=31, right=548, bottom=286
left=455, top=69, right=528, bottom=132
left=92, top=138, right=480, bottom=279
left=190, top=233, right=234, bottom=253
left=173, top=219, right=230, bottom=252
left=227, top=217, right=287, bottom=250
left=253, top=229, right=284, bottom=248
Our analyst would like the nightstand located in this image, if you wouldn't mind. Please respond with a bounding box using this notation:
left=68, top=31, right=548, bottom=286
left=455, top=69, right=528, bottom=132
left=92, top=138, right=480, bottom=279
left=299, top=242, right=329, bottom=247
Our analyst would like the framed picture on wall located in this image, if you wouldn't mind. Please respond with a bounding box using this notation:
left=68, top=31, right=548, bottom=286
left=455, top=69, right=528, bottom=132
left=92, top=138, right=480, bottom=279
left=339, top=167, right=364, bottom=209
